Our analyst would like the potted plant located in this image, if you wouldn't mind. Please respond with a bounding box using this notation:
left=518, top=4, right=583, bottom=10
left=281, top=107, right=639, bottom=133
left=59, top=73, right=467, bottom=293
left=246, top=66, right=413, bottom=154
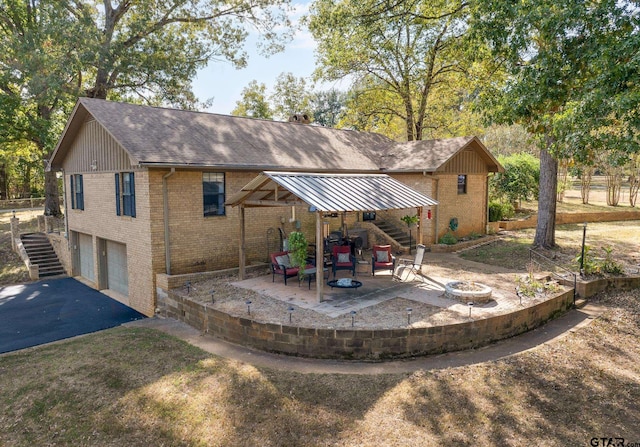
left=287, top=231, right=309, bottom=278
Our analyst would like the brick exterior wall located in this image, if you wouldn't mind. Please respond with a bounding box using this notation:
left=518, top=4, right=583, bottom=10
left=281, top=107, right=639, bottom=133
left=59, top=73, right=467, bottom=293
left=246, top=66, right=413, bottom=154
left=65, top=171, right=155, bottom=316
left=59, top=168, right=491, bottom=317
left=431, top=173, right=488, bottom=241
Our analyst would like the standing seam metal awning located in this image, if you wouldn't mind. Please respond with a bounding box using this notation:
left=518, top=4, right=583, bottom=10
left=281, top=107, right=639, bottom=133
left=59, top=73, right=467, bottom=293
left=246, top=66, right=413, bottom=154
left=225, top=172, right=438, bottom=211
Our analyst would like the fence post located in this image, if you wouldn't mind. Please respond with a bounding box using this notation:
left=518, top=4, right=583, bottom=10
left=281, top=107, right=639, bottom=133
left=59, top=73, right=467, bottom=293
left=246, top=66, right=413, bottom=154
left=44, top=215, right=54, bottom=233
left=37, top=214, right=45, bottom=232
left=10, top=213, right=19, bottom=252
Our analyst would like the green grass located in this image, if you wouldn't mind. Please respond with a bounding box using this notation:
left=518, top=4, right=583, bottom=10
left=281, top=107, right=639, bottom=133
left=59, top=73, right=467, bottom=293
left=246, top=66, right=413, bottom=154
left=1, top=293, right=640, bottom=447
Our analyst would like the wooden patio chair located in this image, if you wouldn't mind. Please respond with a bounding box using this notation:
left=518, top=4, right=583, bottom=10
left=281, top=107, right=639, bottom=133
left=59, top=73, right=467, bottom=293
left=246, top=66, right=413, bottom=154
left=371, top=245, right=396, bottom=276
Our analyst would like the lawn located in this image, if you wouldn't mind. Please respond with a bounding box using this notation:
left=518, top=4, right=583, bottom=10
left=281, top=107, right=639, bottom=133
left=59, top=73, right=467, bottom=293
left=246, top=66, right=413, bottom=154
left=1, top=287, right=639, bottom=446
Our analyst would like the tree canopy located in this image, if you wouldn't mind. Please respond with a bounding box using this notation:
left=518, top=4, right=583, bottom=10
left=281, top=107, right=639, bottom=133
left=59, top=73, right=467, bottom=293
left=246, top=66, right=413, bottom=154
left=308, top=0, right=474, bottom=141
left=470, top=0, right=639, bottom=247
left=0, top=0, right=292, bottom=212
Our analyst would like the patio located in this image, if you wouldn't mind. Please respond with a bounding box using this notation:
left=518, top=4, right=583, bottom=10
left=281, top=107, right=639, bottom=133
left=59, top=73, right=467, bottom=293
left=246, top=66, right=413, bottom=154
left=161, top=250, right=575, bottom=359
left=211, top=251, right=542, bottom=329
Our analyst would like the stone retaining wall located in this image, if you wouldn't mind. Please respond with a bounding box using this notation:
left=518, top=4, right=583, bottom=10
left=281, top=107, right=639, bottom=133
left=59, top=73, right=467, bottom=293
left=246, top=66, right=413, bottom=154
left=157, top=288, right=575, bottom=360
left=499, top=210, right=640, bottom=231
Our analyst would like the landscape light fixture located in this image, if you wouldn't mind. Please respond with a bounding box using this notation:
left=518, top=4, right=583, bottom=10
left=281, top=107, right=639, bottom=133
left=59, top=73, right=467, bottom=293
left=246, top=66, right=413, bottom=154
left=468, top=302, right=474, bottom=319
left=288, top=306, right=294, bottom=323
left=406, top=307, right=413, bottom=325
left=184, top=281, right=191, bottom=294
left=350, top=310, right=357, bottom=327
left=580, top=222, right=588, bottom=277
left=246, top=300, right=252, bottom=315
left=210, top=289, right=215, bottom=304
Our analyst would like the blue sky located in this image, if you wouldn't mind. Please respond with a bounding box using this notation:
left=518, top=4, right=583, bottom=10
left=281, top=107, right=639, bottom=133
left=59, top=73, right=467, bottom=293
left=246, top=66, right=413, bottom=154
left=192, top=2, right=319, bottom=115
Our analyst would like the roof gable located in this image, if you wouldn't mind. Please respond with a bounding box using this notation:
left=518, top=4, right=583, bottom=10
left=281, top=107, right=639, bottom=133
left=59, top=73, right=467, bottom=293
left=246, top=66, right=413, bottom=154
left=379, top=136, right=503, bottom=173
left=50, top=98, right=389, bottom=172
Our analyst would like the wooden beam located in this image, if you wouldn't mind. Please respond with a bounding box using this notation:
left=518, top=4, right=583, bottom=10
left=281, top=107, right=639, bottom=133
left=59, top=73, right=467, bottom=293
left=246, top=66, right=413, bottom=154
left=243, top=200, right=306, bottom=207
left=239, top=204, right=246, bottom=280
left=417, top=206, right=423, bottom=245
left=315, top=210, right=324, bottom=303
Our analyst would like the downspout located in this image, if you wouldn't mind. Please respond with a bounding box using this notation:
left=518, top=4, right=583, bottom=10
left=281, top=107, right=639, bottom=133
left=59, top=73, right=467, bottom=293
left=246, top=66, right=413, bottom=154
left=61, top=169, right=69, bottom=240
left=163, top=168, right=175, bottom=275
left=485, top=174, right=491, bottom=233
left=433, top=177, right=439, bottom=244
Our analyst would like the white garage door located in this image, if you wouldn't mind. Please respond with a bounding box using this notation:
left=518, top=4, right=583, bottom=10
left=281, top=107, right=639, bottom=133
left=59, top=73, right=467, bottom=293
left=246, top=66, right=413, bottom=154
left=78, top=233, right=94, bottom=282
left=106, top=240, right=128, bottom=297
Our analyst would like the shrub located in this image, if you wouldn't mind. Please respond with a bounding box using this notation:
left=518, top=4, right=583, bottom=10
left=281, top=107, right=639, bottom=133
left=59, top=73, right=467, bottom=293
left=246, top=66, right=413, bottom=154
left=491, top=152, right=540, bottom=206
left=488, top=201, right=515, bottom=221
left=574, top=245, right=625, bottom=276
left=439, top=232, right=458, bottom=245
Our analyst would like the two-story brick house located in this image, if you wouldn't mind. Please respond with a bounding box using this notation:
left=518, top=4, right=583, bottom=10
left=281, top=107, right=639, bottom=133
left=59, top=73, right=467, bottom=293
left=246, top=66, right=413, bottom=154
left=48, top=98, right=502, bottom=316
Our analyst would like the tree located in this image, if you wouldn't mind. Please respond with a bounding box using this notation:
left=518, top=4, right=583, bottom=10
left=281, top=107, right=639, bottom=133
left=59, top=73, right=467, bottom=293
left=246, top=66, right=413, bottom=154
left=270, top=72, right=313, bottom=120
left=310, top=89, right=346, bottom=127
left=231, top=81, right=273, bottom=119
left=491, top=153, right=540, bottom=208
left=482, top=124, right=537, bottom=157
left=70, top=0, right=292, bottom=103
left=471, top=0, right=638, bottom=248
left=1, top=0, right=292, bottom=215
left=308, top=0, right=472, bottom=141
left=0, top=1, right=85, bottom=215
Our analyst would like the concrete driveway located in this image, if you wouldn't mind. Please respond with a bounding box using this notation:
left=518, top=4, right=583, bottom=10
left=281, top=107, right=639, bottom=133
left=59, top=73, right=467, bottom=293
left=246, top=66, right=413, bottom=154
left=0, top=278, right=145, bottom=354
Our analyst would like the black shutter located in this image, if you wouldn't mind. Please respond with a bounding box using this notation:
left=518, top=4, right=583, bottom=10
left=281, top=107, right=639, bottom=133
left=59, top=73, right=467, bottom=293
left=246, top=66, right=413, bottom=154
left=115, top=173, right=121, bottom=216
left=130, top=173, right=136, bottom=218
left=70, top=175, right=75, bottom=209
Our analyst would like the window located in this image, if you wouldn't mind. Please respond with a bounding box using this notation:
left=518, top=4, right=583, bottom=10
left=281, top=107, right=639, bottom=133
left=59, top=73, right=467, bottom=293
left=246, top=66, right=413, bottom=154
left=457, top=174, right=467, bottom=194
left=203, top=172, right=225, bottom=216
left=70, top=174, right=84, bottom=210
left=115, top=172, right=136, bottom=217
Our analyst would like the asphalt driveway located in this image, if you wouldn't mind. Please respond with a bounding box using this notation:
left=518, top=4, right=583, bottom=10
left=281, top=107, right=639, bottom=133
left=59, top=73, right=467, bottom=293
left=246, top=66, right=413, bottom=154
left=0, top=278, right=146, bottom=354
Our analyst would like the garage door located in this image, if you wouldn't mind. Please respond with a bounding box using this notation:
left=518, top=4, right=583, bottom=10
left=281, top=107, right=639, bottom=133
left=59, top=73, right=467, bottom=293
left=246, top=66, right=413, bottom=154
left=78, top=233, right=94, bottom=282
left=106, top=241, right=128, bottom=297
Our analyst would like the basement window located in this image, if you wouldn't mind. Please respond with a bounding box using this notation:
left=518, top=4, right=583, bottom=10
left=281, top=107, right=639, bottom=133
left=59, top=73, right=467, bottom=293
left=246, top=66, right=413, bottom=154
left=203, top=172, right=225, bottom=217
left=458, top=174, right=467, bottom=195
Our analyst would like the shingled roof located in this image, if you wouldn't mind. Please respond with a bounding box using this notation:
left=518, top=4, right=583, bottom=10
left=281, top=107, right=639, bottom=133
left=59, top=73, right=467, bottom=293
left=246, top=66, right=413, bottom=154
left=49, top=98, right=502, bottom=173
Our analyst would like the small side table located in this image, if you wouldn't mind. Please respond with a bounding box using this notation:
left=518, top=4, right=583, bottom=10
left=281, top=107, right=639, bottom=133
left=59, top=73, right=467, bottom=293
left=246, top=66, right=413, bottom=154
left=356, top=260, right=371, bottom=276
left=299, top=267, right=329, bottom=289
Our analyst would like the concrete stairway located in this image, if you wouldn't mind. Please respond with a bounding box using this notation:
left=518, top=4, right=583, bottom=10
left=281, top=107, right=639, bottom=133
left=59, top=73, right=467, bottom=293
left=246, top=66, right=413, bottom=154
left=20, top=233, right=66, bottom=278
left=371, top=220, right=413, bottom=249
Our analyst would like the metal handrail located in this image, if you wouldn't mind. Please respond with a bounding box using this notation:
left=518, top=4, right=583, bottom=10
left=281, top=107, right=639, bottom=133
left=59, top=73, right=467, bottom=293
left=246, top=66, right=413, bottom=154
left=528, top=248, right=577, bottom=305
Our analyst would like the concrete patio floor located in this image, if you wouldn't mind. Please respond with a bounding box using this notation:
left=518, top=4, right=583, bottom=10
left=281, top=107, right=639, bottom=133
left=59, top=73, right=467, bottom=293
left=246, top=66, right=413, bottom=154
left=231, top=252, right=544, bottom=324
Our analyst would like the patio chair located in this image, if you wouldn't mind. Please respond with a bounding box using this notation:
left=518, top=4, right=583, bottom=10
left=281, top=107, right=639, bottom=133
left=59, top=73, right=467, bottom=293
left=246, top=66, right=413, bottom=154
left=371, top=245, right=396, bottom=276
left=331, top=245, right=356, bottom=278
left=396, top=244, right=426, bottom=282
left=270, top=251, right=299, bottom=285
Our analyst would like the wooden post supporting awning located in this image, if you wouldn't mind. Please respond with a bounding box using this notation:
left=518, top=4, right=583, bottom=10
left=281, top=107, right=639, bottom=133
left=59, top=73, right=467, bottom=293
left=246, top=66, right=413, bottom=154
left=225, top=172, right=438, bottom=302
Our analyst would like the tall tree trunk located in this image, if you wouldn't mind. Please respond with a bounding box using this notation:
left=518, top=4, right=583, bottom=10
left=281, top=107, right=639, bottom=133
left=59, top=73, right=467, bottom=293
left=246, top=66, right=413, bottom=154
left=0, top=163, right=7, bottom=200
left=533, top=140, right=558, bottom=248
left=43, top=156, right=61, bottom=216
left=580, top=166, right=593, bottom=204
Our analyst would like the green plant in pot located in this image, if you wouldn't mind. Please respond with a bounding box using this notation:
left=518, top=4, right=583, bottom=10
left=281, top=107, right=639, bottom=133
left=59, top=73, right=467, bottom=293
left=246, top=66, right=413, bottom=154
left=287, top=231, right=309, bottom=278
left=400, top=214, right=419, bottom=227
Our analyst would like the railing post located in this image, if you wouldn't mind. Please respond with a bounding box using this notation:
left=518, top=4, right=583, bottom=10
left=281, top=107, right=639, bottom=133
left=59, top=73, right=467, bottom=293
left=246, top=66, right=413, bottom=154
left=10, top=212, right=19, bottom=252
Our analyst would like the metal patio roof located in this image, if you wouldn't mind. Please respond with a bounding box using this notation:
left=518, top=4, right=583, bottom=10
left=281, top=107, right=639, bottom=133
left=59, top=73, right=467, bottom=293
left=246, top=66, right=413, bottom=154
left=225, top=172, right=438, bottom=211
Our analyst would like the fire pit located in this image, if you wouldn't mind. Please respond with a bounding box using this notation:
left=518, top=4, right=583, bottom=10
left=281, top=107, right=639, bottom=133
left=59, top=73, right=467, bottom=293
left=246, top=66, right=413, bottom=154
left=444, top=281, right=492, bottom=304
